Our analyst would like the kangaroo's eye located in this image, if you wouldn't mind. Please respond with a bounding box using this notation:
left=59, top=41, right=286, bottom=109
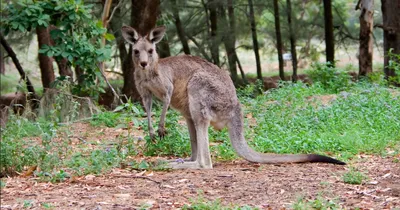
left=134, top=50, right=140, bottom=55
left=148, top=49, right=153, bottom=54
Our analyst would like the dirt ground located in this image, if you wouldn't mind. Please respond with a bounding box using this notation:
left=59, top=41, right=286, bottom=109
left=1, top=154, right=399, bottom=209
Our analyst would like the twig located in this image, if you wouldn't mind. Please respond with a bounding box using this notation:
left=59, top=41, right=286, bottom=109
left=107, top=0, right=124, bottom=25
left=113, top=175, right=161, bottom=185
left=355, top=0, right=362, bottom=10
left=105, top=70, right=123, bottom=76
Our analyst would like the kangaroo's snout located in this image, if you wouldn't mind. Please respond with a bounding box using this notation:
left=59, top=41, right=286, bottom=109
left=140, top=61, right=148, bottom=68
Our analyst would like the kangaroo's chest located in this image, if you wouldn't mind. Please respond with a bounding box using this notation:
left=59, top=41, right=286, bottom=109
left=142, top=80, right=166, bottom=100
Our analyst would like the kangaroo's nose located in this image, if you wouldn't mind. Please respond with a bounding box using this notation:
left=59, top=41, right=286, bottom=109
left=140, top=62, right=148, bottom=68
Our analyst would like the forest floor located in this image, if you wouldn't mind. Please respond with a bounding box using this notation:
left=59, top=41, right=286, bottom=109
left=1, top=87, right=400, bottom=209
left=1, top=121, right=399, bottom=209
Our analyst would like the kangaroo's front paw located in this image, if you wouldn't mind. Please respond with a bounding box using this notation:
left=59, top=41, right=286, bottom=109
left=149, top=132, right=157, bottom=141
left=157, top=126, right=167, bottom=139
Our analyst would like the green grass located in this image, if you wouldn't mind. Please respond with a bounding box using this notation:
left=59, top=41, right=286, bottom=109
left=342, top=167, right=368, bottom=185
left=243, top=82, right=399, bottom=158
left=293, top=195, right=341, bottom=210
left=183, top=194, right=258, bottom=210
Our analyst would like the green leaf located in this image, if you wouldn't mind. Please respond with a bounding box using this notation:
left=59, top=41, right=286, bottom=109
left=103, top=33, right=115, bottom=41
left=138, top=160, right=149, bottom=170
left=113, top=105, right=125, bottom=112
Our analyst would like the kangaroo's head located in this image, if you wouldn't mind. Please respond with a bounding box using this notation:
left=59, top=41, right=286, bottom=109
left=121, top=26, right=166, bottom=71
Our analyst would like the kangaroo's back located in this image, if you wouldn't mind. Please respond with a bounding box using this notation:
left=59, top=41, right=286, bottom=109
left=158, top=55, right=238, bottom=117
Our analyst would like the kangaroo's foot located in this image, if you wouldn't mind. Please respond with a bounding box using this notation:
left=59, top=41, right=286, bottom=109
left=167, top=161, right=213, bottom=169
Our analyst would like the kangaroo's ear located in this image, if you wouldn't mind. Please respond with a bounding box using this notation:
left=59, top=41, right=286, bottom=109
left=121, top=26, right=140, bottom=44
left=148, top=26, right=166, bottom=44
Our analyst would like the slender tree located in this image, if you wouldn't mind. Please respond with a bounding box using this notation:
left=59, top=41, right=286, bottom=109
left=286, top=0, right=298, bottom=82
left=0, top=33, right=37, bottom=99
left=323, top=0, right=335, bottom=66
left=0, top=47, right=4, bottom=75
left=36, top=26, right=55, bottom=90
left=357, top=0, right=374, bottom=77
left=109, top=0, right=132, bottom=92
left=273, top=0, right=284, bottom=80
left=209, top=0, right=220, bottom=66
left=248, top=0, right=262, bottom=80
left=220, top=1, right=237, bottom=83
left=171, top=0, right=191, bottom=55
left=381, top=0, right=400, bottom=82
left=228, top=0, right=247, bottom=84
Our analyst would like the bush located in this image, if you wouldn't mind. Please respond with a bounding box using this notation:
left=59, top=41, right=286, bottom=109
left=308, top=62, right=352, bottom=92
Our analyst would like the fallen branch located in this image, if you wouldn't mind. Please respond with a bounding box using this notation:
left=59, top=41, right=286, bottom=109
left=112, top=175, right=161, bottom=185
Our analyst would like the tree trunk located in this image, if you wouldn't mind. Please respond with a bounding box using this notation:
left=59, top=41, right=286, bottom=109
left=109, top=0, right=133, bottom=101
left=228, top=0, right=246, bottom=84
left=323, top=0, right=335, bottom=66
left=209, top=0, right=220, bottom=66
left=75, top=65, right=84, bottom=85
left=220, top=1, right=237, bottom=84
left=0, top=46, right=5, bottom=75
left=171, top=0, right=190, bottom=55
left=248, top=0, right=262, bottom=80
left=273, top=0, right=284, bottom=80
left=56, top=58, right=73, bottom=79
left=286, top=0, right=298, bottom=82
left=36, top=26, right=55, bottom=90
left=381, top=0, right=400, bottom=81
left=358, top=0, right=374, bottom=77
left=158, top=38, right=171, bottom=58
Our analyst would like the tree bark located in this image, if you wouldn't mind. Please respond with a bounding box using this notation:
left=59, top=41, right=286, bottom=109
left=36, top=26, right=55, bottom=90
left=171, top=0, right=191, bottom=55
left=248, top=0, right=262, bottom=80
left=286, top=0, right=298, bottom=82
left=273, top=0, right=284, bottom=80
left=56, top=58, right=73, bottom=79
left=158, top=38, right=171, bottom=58
left=209, top=0, right=220, bottom=66
left=75, top=65, right=84, bottom=86
left=323, top=0, right=335, bottom=66
left=0, top=46, right=5, bottom=75
left=358, top=0, right=374, bottom=77
left=220, top=2, right=237, bottom=84
left=0, top=33, right=38, bottom=103
left=381, top=0, right=400, bottom=81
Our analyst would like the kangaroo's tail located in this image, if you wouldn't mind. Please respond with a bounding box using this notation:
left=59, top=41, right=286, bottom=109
left=227, top=106, right=345, bottom=165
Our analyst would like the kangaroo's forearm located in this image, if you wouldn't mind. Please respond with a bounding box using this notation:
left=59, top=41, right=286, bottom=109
left=143, top=94, right=155, bottom=136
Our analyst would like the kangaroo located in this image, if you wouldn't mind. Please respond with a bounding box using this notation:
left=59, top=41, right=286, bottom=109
left=121, top=25, right=345, bottom=169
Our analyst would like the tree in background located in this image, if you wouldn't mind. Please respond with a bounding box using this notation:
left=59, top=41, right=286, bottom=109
left=0, top=46, right=5, bottom=75
left=248, top=0, right=262, bottom=81
left=273, top=0, right=284, bottom=80
left=381, top=0, right=399, bottom=83
left=357, top=0, right=374, bottom=77
left=323, top=0, right=335, bottom=66
left=208, top=0, right=220, bottom=66
left=286, top=0, right=298, bottom=82
left=36, top=26, right=55, bottom=90
left=171, top=0, right=190, bottom=55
